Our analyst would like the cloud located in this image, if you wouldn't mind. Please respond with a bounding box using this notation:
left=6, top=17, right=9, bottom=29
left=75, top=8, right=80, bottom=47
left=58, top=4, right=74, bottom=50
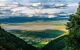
left=0, top=0, right=79, bottom=18
left=0, top=0, right=6, bottom=2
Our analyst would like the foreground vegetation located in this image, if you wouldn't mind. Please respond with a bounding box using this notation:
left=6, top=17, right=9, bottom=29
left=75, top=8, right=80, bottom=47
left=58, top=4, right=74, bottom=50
left=0, top=26, right=37, bottom=50
left=66, top=3, right=80, bottom=50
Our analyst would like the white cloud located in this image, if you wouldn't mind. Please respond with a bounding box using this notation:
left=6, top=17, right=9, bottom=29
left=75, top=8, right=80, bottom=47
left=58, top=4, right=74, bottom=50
left=48, top=15, right=57, bottom=18
left=0, top=0, right=6, bottom=2
left=0, top=0, right=79, bottom=18
left=67, top=3, right=78, bottom=7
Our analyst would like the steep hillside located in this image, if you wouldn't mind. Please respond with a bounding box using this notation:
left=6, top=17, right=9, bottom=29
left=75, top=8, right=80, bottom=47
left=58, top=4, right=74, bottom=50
left=41, top=35, right=66, bottom=50
left=0, top=26, right=37, bottom=50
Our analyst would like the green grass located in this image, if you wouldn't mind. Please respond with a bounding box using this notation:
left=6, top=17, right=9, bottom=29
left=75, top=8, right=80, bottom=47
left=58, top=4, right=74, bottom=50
left=11, top=30, right=64, bottom=38
left=10, top=30, right=65, bottom=48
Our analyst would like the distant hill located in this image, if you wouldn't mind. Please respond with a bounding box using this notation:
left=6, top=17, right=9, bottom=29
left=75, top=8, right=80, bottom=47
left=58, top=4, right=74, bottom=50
left=0, top=26, right=37, bottom=50
left=0, top=16, right=68, bottom=23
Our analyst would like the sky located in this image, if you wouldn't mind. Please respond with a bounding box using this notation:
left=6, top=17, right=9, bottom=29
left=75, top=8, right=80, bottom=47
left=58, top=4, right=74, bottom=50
left=0, top=0, right=79, bottom=18
left=0, top=0, right=80, bottom=4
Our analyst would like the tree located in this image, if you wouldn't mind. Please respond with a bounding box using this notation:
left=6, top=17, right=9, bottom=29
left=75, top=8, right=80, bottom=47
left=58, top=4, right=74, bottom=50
left=66, top=3, right=80, bottom=50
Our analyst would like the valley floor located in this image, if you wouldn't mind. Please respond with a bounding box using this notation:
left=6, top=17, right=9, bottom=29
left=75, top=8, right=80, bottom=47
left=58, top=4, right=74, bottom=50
left=1, top=20, right=68, bottom=48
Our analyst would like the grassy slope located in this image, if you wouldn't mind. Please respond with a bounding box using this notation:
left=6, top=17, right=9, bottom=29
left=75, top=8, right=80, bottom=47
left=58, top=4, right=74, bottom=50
left=41, top=32, right=69, bottom=50
left=0, top=26, right=37, bottom=50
